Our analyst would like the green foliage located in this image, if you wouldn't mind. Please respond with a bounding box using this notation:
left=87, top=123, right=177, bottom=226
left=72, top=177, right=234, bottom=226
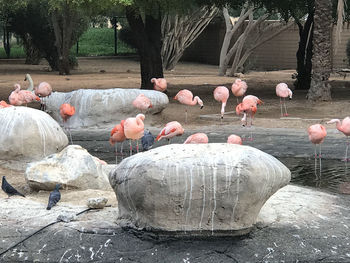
left=0, top=44, right=24, bottom=58
left=76, top=27, right=136, bottom=56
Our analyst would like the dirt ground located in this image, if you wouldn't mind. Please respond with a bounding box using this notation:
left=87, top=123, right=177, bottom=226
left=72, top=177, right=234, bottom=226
left=1, top=57, right=350, bottom=130
left=1, top=57, right=349, bottom=202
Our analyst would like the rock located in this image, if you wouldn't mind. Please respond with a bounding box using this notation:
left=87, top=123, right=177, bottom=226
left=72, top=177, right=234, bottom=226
left=109, top=144, right=291, bottom=235
left=0, top=107, right=68, bottom=167
left=45, top=89, right=169, bottom=128
left=87, top=197, right=108, bottom=209
left=57, top=212, right=77, bottom=223
left=26, top=145, right=111, bottom=191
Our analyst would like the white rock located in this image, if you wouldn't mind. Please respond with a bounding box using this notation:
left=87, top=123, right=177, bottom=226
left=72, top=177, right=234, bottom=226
left=26, top=145, right=111, bottom=191
left=87, top=197, right=108, bottom=209
left=45, top=89, right=169, bottom=128
left=0, top=107, right=68, bottom=165
left=109, top=144, right=291, bottom=235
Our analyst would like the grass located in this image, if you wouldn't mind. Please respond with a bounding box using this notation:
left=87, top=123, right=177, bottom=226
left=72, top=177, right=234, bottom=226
left=0, top=27, right=135, bottom=59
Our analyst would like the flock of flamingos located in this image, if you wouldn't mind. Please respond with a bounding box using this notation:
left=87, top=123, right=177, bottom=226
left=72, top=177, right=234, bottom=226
left=1, top=75, right=350, bottom=178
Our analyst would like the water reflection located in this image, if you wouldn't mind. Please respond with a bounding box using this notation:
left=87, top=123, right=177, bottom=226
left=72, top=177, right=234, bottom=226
left=280, top=157, right=350, bottom=195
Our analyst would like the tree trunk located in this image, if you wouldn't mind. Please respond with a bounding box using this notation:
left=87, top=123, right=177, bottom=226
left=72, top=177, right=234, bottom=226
left=22, top=34, right=42, bottom=65
left=3, top=25, right=11, bottom=58
left=307, top=0, right=332, bottom=101
left=294, top=13, right=314, bottom=90
left=51, top=4, right=75, bottom=75
left=126, top=6, right=163, bottom=90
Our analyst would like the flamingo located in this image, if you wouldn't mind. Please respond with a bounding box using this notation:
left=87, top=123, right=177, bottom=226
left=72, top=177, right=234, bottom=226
left=276, top=83, right=292, bottom=117
left=35, top=82, right=52, bottom=111
left=132, top=94, right=153, bottom=113
left=151, top=78, right=167, bottom=92
left=184, top=133, right=208, bottom=144
left=174, top=89, right=204, bottom=123
left=124, top=114, right=145, bottom=155
left=0, top=100, right=12, bottom=108
left=227, top=135, right=243, bottom=145
left=231, top=79, right=247, bottom=103
left=156, top=121, right=184, bottom=144
left=60, top=103, right=75, bottom=144
left=213, top=86, right=229, bottom=120
left=9, top=84, right=40, bottom=106
left=327, top=117, right=350, bottom=161
left=308, top=124, right=327, bottom=179
left=110, top=120, right=126, bottom=164
left=236, top=95, right=263, bottom=127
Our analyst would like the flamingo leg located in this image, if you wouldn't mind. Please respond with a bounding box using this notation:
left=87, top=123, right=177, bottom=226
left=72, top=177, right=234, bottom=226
left=136, top=140, right=139, bottom=153
left=168, top=139, right=171, bottom=145
left=120, top=141, right=124, bottom=160
left=115, top=143, right=118, bottom=164
left=185, top=108, right=188, bottom=124
left=236, top=97, right=239, bottom=104
left=319, top=144, right=322, bottom=178
left=345, top=136, right=349, bottom=162
left=129, top=140, right=132, bottom=156
left=283, top=98, right=288, bottom=117
left=314, top=145, right=318, bottom=180
left=280, top=97, right=283, bottom=117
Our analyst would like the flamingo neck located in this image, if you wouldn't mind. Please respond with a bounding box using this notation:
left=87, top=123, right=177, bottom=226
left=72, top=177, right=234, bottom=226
left=221, top=102, right=226, bottom=115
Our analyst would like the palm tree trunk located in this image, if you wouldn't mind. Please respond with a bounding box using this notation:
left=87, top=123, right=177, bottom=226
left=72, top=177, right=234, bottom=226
left=307, top=0, right=332, bottom=101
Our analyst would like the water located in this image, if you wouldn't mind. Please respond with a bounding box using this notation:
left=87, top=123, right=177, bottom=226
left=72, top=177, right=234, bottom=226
left=279, top=157, right=350, bottom=195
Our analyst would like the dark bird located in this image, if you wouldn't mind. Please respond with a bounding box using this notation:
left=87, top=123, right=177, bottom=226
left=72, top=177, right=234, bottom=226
left=47, top=184, right=61, bottom=210
left=141, top=130, right=155, bottom=151
left=2, top=176, right=25, bottom=198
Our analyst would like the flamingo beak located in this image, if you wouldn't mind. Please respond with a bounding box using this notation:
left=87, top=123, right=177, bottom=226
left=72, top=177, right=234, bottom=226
left=221, top=116, right=223, bottom=119
left=200, top=105, right=204, bottom=109
left=289, top=98, right=292, bottom=100
left=149, top=104, right=153, bottom=108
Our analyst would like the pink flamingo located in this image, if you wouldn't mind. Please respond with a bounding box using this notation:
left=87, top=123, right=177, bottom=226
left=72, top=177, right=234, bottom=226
left=124, top=114, right=145, bottom=155
left=227, top=135, right=243, bottom=145
left=151, top=78, right=167, bottom=92
left=9, top=84, right=40, bottom=106
left=156, top=121, right=184, bottom=144
left=174, top=89, right=204, bottom=123
left=231, top=79, right=248, bottom=103
left=60, top=103, right=75, bottom=144
left=0, top=100, right=12, bottom=108
left=132, top=94, right=153, bottom=113
left=35, top=82, right=52, bottom=111
left=327, top=117, right=350, bottom=161
left=184, top=133, right=208, bottom=144
left=308, top=124, right=327, bottom=179
left=276, top=83, right=292, bottom=117
left=110, top=120, right=126, bottom=163
left=213, top=86, right=229, bottom=120
left=236, top=95, right=263, bottom=127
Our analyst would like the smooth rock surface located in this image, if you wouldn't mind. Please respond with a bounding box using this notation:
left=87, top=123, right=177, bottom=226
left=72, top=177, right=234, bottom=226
left=26, top=145, right=112, bottom=190
left=0, top=106, right=68, bottom=166
left=45, top=89, right=169, bottom=128
left=109, top=143, right=291, bottom=234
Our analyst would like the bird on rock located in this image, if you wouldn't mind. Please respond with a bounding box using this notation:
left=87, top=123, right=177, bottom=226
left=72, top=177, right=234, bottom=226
left=227, top=134, right=243, bottom=145
left=141, top=129, right=155, bottom=151
left=183, top=133, right=209, bottom=144
left=0, top=100, right=12, bottom=108
left=213, top=86, right=229, bottom=120
left=2, top=176, right=25, bottom=198
left=151, top=78, right=167, bottom=92
left=47, top=184, right=61, bottom=210
left=327, top=117, right=350, bottom=161
left=231, top=78, right=248, bottom=103
left=276, top=82, right=292, bottom=117
left=35, top=82, right=52, bottom=111
left=132, top=94, right=153, bottom=113
left=174, top=89, right=203, bottom=123
left=308, top=124, right=327, bottom=179
left=156, top=121, right=184, bottom=144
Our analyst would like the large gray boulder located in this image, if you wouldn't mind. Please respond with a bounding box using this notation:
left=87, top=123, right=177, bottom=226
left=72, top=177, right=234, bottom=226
left=0, top=106, right=68, bottom=165
left=26, top=145, right=113, bottom=191
left=109, top=143, right=291, bottom=235
left=45, top=89, right=169, bottom=128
